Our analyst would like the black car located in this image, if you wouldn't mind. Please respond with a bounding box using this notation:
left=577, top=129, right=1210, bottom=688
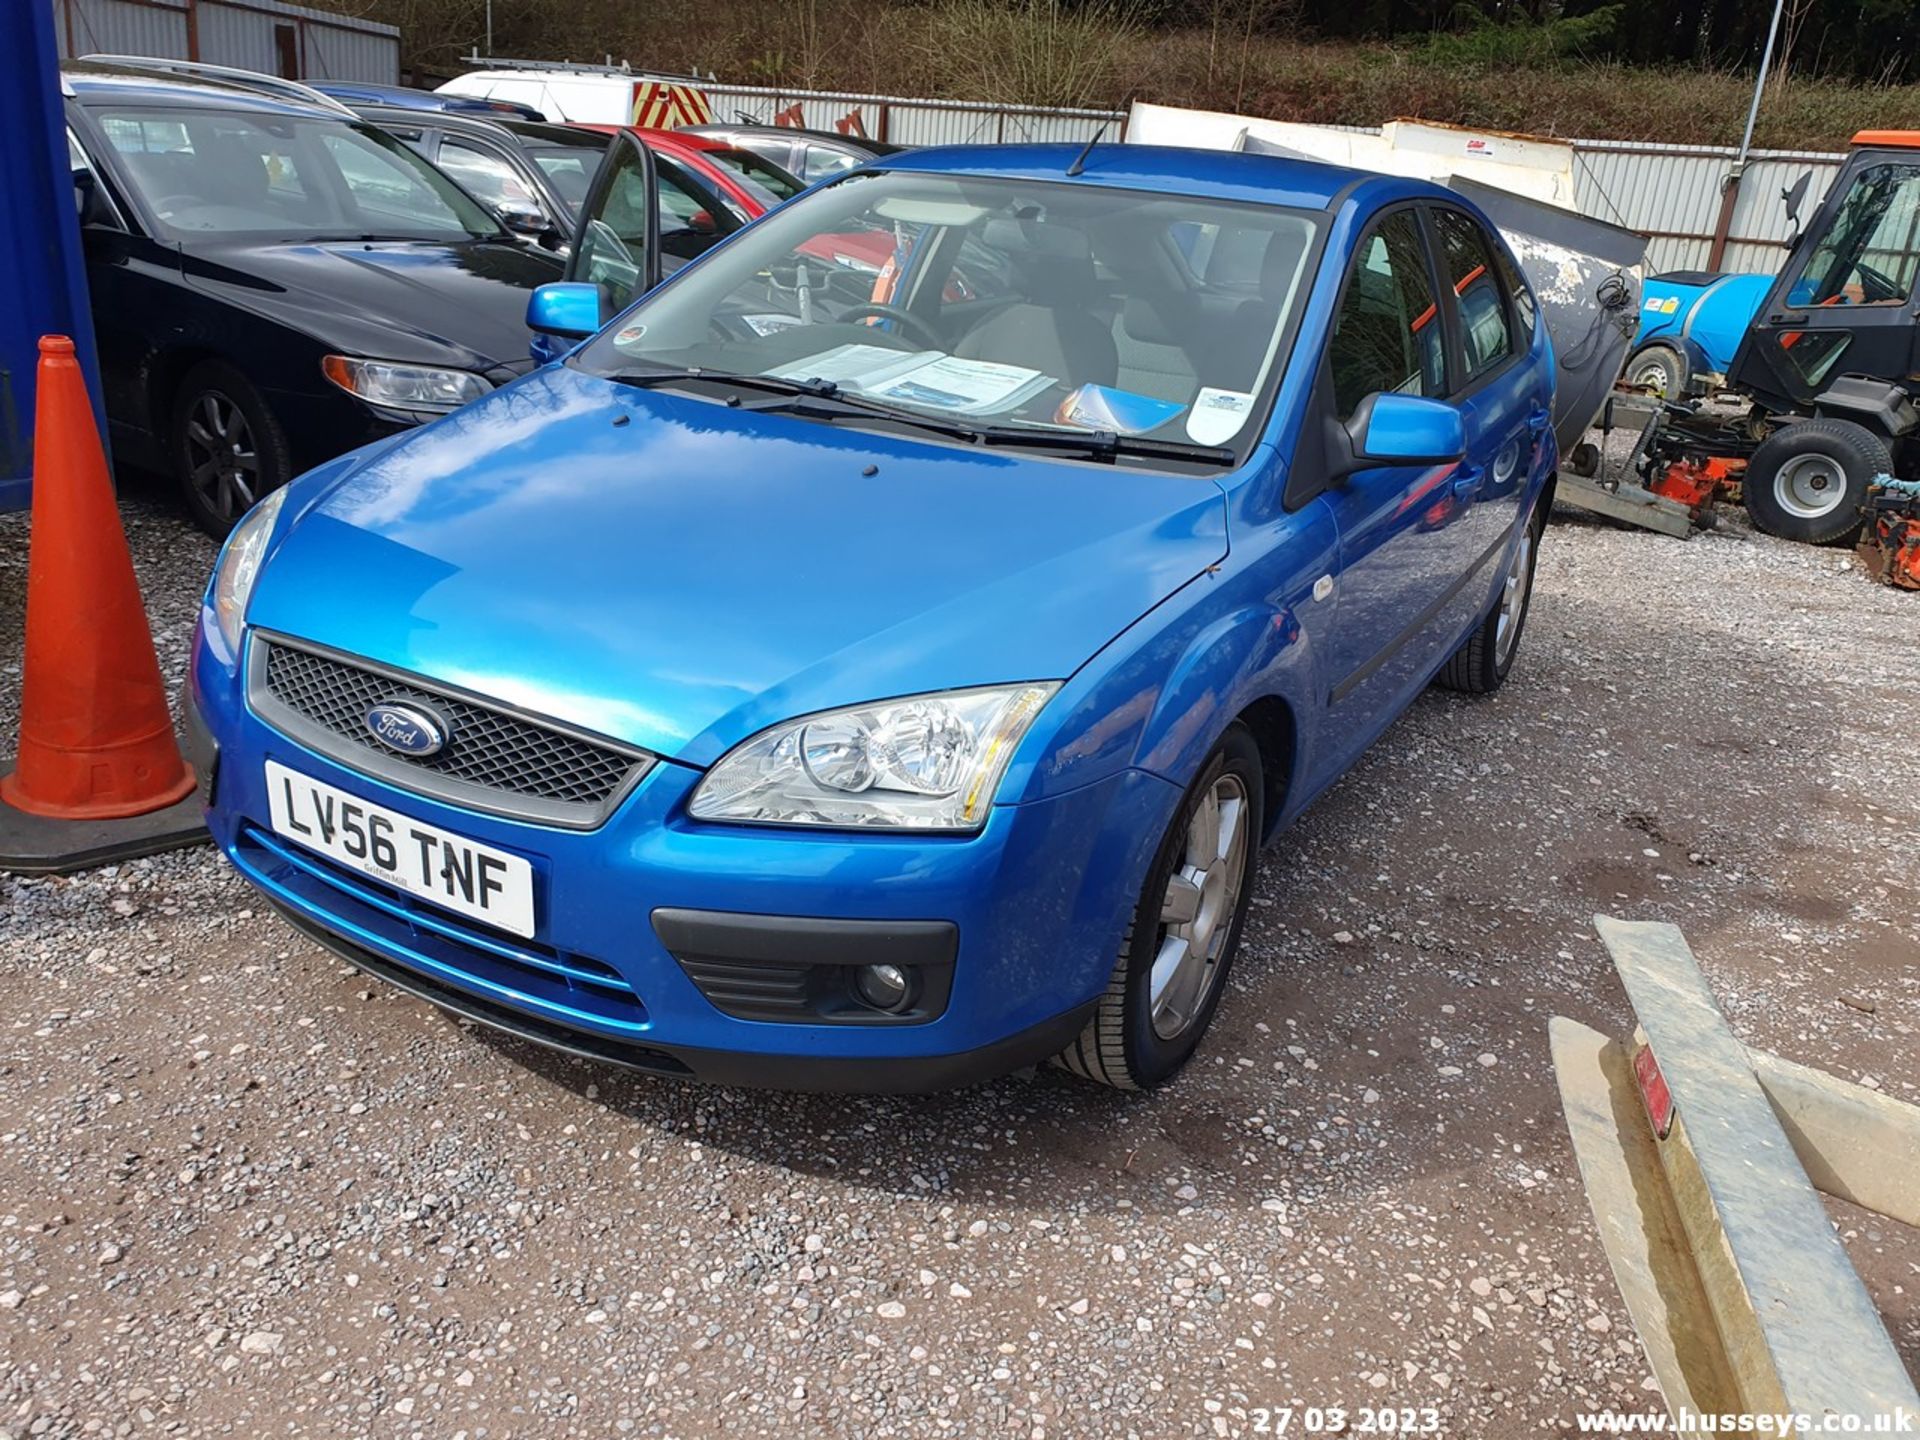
left=680, top=122, right=902, bottom=186
left=62, top=62, right=566, bottom=535
left=343, top=108, right=609, bottom=251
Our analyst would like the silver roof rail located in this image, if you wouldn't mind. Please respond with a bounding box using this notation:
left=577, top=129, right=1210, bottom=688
left=78, top=55, right=358, bottom=118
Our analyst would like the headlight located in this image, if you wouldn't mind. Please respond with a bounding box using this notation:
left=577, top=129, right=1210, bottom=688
left=689, top=684, right=1058, bottom=831
left=211, top=486, right=288, bottom=653
left=320, top=355, right=490, bottom=413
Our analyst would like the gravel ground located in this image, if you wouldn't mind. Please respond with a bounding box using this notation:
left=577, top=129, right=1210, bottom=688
left=2, top=460, right=1917, bottom=1439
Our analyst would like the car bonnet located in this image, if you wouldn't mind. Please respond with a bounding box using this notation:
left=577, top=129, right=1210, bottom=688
left=246, top=364, right=1232, bottom=768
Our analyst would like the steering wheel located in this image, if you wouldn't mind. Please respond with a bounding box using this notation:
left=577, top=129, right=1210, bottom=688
left=835, top=302, right=944, bottom=349
left=1852, top=259, right=1904, bottom=304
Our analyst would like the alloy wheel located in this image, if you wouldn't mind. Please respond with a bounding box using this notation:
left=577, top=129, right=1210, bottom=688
left=184, top=390, right=260, bottom=525
left=1149, top=773, right=1250, bottom=1041
left=1494, top=528, right=1534, bottom=666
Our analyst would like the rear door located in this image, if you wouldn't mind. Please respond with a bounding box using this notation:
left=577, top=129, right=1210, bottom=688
left=1424, top=204, right=1549, bottom=628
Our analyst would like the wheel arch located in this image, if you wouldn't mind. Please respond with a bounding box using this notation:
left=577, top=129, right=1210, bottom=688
left=1128, top=600, right=1310, bottom=843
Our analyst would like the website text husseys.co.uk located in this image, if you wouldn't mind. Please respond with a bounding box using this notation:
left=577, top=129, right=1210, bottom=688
left=1574, top=1407, right=1917, bottom=1434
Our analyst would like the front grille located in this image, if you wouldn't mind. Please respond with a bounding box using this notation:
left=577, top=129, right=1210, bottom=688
left=249, top=636, right=652, bottom=828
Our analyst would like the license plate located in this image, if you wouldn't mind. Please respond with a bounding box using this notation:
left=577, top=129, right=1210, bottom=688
left=264, top=760, right=536, bottom=938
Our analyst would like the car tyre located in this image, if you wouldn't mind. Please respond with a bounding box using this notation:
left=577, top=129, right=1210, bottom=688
left=1627, top=344, right=1688, bottom=399
left=170, top=359, right=292, bottom=539
left=1056, top=724, right=1263, bottom=1091
left=1742, top=417, right=1888, bottom=545
left=1436, top=501, right=1544, bottom=696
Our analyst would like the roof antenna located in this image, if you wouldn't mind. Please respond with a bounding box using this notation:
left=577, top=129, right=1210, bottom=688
left=1067, top=90, right=1136, bottom=177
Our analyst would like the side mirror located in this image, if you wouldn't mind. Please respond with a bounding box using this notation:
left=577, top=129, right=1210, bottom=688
left=73, top=170, right=112, bottom=228
left=687, top=209, right=718, bottom=236
left=496, top=204, right=551, bottom=238
left=526, top=282, right=602, bottom=340
left=1331, top=393, right=1466, bottom=480
left=1782, top=171, right=1812, bottom=229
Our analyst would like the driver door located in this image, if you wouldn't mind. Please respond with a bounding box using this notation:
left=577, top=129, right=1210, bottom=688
left=531, top=133, right=664, bottom=364
left=1735, top=155, right=1920, bottom=409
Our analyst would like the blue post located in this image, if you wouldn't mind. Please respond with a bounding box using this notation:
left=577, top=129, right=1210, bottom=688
left=1, top=1, right=102, bottom=512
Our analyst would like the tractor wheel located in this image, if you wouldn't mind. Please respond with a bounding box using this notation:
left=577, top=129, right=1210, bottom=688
left=1743, top=418, right=1889, bottom=545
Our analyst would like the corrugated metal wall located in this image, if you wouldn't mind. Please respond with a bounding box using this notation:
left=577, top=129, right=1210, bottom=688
left=1570, top=139, right=1843, bottom=275
left=50, top=0, right=397, bottom=81
left=55, top=0, right=190, bottom=60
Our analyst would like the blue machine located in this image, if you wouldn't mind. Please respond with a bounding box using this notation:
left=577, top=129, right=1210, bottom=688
left=1628, top=271, right=1773, bottom=395
left=1, top=0, right=101, bottom=511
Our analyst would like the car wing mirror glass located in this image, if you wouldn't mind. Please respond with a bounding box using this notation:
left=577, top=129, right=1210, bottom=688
left=1331, top=392, right=1466, bottom=481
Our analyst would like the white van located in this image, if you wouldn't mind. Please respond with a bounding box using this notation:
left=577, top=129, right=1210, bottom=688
left=436, top=67, right=711, bottom=128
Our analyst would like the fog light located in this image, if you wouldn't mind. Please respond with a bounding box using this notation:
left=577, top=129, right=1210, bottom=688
left=853, top=962, right=914, bottom=1012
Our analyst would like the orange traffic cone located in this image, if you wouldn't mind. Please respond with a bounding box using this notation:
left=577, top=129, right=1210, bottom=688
left=1, top=336, right=205, bottom=873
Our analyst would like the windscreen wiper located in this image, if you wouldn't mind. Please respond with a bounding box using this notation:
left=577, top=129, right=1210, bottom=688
left=611, top=367, right=988, bottom=443
left=974, top=428, right=1239, bottom=467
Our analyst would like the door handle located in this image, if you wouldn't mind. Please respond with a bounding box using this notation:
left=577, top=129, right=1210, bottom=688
left=1451, top=467, right=1484, bottom=499
left=1526, top=405, right=1552, bottom=433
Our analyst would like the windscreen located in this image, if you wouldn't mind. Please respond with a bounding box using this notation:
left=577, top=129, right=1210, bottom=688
left=574, top=170, right=1322, bottom=457
left=90, top=105, right=502, bottom=242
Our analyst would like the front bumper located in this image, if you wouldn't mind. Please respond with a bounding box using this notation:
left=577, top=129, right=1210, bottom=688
left=190, top=615, right=1175, bottom=1090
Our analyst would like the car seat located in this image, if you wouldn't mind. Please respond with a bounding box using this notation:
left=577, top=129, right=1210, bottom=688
left=954, top=219, right=1117, bottom=389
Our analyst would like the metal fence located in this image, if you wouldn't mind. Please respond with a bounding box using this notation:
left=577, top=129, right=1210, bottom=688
left=51, top=0, right=399, bottom=83
left=701, top=82, right=1856, bottom=277
left=700, top=83, right=1125, bottom=149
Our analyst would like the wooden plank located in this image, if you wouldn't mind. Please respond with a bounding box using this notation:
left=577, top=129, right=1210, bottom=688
left=1549, top=1017, right=1745, bottom=1419
left=1591, top=916, right=1920, bottom=1423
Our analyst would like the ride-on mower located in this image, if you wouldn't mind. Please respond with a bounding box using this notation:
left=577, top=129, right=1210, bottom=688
left=1564, top=130, right=1920, bottom=581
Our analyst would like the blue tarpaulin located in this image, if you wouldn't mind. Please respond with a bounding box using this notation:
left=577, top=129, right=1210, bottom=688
left=2, top=0, right=100, bottom=512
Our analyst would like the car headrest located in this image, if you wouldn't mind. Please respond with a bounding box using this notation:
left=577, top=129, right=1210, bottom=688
left=980, top=217, right=1096, bottom=296
left=1261, top=229, right=1307, bottom=302
left=1120, top=295, right=1183, bottom=346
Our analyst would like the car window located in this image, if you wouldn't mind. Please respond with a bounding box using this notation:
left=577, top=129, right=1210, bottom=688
left=1431, top=207, right=1514, bottom=385
left=707, top=147, right=804, bottom=203
left=523, top=144, right=602, bottom=210
left=654, top=156, right=732, bottom=264
left=90, top=105, right=500, bottom=242
left=1788, top=161, right=1920, bottom=307
left=437, top=136, right=548, bottom=222
left=572, top=141, right=651, bottom=310
left=799, top=145, right=859, bottom=184
left=576, top=170, right=1324, bottom=463
left=1491, top=234, right=1536, bottom=344
left=1329, top=210, right=1445, bottom=420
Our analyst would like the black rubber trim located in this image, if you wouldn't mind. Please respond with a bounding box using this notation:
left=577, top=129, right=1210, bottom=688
left=181, top=679, right=218, bottom=802
left=272, top=902, right=1091, bottom=1092
left=652, top=908, right=956, bottom=967
left=652, top=908, right=957, bottom=1024
left=1329, top=529, right=1509, bottom=706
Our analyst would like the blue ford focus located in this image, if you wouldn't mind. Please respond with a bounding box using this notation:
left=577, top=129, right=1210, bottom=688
left=187, top=141, right=1557, bottom=1091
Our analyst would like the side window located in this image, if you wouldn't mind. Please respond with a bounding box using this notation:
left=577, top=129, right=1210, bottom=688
left=1492, top=237, right=1536, bottom=344
left=800, top=146, right=858, bottom=184
left=573, top=141, right=651, bottom=309
left=1329, top=210, right=1445, bottom=420
left=654, top=158, right=728, bottom=266
left=1432, top=208, right=1515, bottom=384
left=438, top=137, right=546, bottom=222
